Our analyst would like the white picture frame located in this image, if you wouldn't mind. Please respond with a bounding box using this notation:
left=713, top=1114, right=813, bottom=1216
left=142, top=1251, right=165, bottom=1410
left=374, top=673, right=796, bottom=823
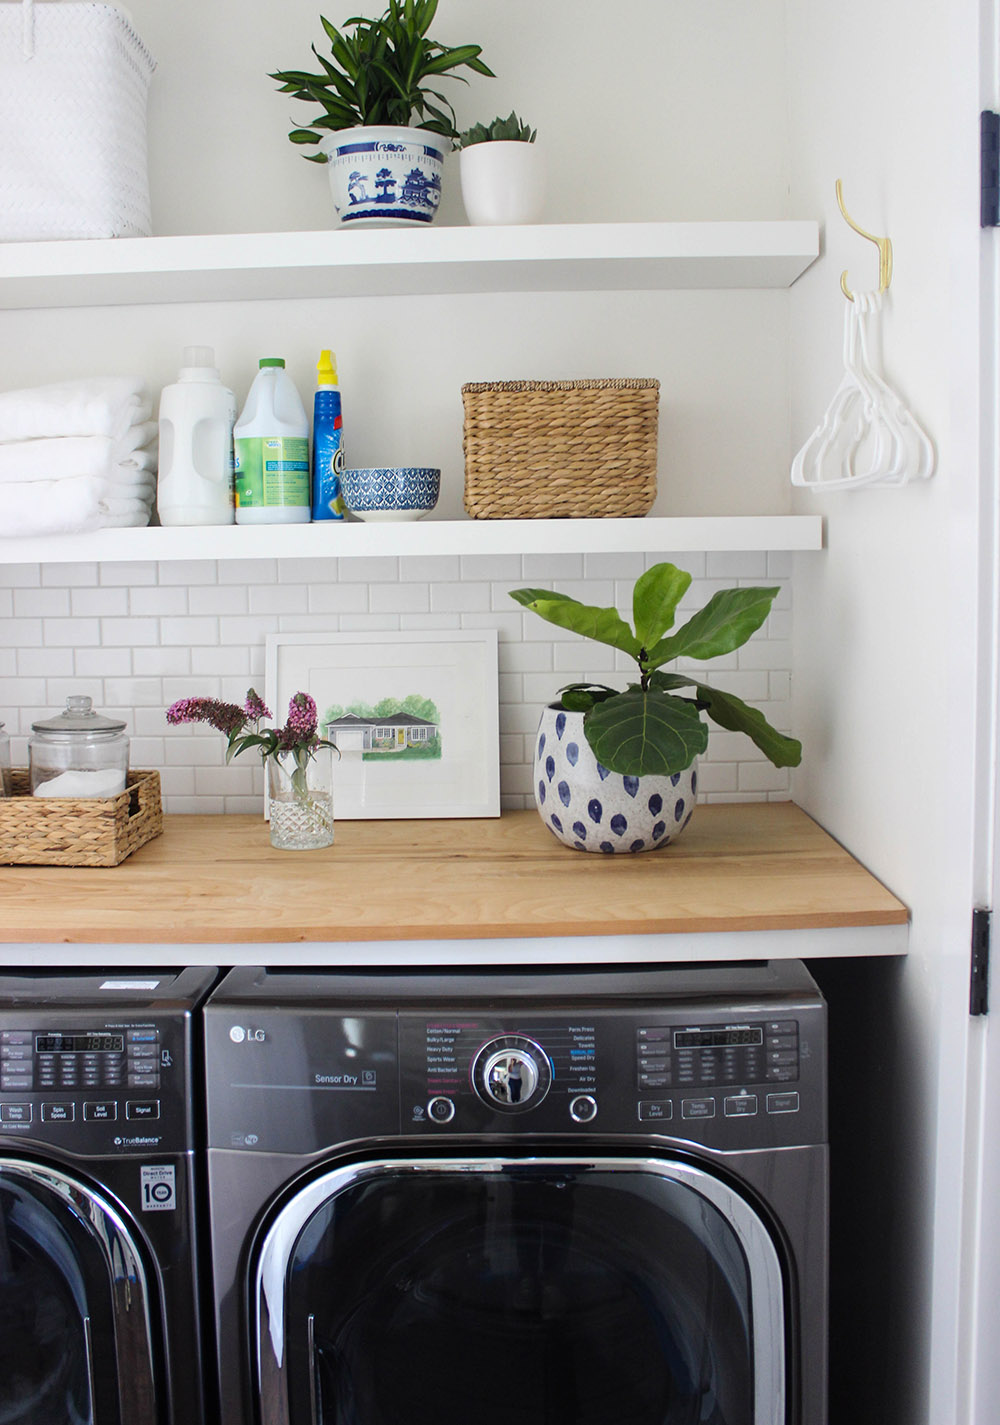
left=265, top=629, right=500, bottom=820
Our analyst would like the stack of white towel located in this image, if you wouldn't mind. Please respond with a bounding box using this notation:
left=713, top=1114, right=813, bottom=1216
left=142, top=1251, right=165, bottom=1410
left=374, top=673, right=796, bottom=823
left=0, top=377, right=157, bottom=538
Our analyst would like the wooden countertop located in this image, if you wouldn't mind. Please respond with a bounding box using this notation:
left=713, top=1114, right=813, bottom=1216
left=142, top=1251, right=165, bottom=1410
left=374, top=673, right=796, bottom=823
left=0, top=804, right=908, bottom=945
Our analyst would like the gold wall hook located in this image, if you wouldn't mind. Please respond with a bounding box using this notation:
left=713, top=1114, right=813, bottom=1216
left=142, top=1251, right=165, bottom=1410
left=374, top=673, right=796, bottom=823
left=835, top=179, right=893, bottom=301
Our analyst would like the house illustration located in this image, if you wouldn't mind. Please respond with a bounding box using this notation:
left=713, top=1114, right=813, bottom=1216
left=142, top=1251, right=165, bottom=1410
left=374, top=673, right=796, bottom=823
left=324, top=711, right=439, bottom=752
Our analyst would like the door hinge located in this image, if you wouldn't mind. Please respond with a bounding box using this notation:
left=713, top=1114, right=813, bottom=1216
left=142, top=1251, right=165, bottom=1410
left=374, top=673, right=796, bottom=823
left=981, top=111, right=1000, bottom=226
left=971, top=907, right=991, bottom=1015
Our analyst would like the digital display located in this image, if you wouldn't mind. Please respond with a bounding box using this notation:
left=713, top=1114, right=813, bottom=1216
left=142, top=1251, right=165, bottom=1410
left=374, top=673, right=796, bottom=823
left=35, top=1034, right=124, bottom=1054
left=673, top=1027, right=764, bottom=1049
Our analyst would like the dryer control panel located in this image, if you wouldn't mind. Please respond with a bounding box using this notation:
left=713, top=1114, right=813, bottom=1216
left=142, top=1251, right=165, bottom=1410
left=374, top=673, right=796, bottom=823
left=398, top=996, right=825, bottom=1151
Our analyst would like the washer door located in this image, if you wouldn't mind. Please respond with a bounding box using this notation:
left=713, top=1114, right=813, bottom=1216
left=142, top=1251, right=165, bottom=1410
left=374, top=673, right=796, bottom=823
left=0, top=1158, right=159, bottom=1425
left=255, top=1155, right=785, bottom=1425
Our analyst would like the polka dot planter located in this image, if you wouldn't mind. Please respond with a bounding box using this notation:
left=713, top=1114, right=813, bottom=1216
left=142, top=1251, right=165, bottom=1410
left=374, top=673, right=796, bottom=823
left=532, top=704, right=697, bottom=854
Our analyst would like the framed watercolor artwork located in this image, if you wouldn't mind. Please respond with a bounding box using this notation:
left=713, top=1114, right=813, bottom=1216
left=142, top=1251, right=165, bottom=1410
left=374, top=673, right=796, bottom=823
left=265, top=629, right=500, bottom=819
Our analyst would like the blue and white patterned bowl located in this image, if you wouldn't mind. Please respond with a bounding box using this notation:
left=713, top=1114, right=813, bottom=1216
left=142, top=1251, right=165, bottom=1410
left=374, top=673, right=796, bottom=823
left=321, top=126, right=447, bottom=229
left=341, top=467, right=441, bottom=522
left=533, top=704, right=697, bottom=854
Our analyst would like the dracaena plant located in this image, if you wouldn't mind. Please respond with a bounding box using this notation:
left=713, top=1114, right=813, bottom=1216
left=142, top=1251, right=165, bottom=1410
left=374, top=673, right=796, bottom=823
left=510, top=562, right=802, bottom=778
left=454, top=111, right=537, bottom=149
left=270, top=0, right=494, bottom=160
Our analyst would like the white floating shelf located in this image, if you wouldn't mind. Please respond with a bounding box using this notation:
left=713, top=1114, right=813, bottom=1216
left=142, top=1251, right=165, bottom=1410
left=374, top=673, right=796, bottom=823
left=0, top=515, right=824, bottom=566
left=0, top=221, right=820, bottom=309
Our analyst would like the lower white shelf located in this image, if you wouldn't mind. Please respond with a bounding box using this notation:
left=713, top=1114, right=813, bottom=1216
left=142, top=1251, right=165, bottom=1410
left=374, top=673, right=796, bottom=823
left=0, top=514, right=824, bottom=565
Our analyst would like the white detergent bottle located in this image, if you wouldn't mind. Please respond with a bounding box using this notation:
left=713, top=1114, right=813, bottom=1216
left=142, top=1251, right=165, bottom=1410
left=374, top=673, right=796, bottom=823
left=234, top=358, right=311, bottom=524
left=157, top=346, right=237, bottom=526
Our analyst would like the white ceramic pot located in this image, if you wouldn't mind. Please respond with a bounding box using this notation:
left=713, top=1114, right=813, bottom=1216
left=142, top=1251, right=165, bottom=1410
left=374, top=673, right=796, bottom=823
left=459, top=140, right=546, bottom=226
left=533, top=704, right=697, bottom=854
left=321, top=126, right=448, bottom=229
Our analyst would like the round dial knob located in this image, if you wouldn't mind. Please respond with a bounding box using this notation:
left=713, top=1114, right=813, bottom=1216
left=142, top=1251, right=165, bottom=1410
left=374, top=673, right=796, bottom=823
left=472, top=1034, right=552, bottom=1112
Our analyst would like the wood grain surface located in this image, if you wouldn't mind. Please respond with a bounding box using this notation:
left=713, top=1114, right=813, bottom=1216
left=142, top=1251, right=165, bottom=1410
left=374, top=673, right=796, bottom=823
left=0, top=804, right=908, bottom=945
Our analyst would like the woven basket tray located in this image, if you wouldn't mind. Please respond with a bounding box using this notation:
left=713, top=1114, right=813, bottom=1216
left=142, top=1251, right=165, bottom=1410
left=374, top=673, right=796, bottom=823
left=0, top=769, right=163, bottom=867
left=462, top=378, right=660, bottom=519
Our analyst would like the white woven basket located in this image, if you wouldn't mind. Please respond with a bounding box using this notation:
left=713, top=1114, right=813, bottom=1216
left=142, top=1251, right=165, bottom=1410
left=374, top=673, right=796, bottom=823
left=0, top=0, right=155, bottom=240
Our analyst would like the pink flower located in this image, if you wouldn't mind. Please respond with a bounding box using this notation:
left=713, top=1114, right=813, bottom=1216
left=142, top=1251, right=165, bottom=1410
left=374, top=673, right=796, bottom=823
left=166, top=697, right=246, bottom=736
left=277, top=691, right=318, bottom=750
left=243, top=689, right=272, bottom=723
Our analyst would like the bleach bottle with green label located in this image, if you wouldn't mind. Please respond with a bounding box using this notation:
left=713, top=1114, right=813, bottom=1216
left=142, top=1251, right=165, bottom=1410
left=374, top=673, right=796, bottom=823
left=311, top=349, right=347, bottom=520
left=234, top=358, right=310, bottom=524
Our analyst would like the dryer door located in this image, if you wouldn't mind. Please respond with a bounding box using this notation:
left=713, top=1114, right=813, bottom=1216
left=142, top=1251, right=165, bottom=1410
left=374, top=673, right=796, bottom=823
left=255, top=1155, right=785, bottom=1425
left=0, top=1158, right=159, bottom=1425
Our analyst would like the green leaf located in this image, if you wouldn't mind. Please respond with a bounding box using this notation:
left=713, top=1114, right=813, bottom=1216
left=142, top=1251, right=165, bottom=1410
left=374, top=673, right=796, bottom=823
left=632, top=562, right=692, bottom=652
left=649, top=672, right=802, bottom=767
left=510, top=587, right=642, bottom=659
left=647, top=586, right=779, bottom=667
left=582, top=688, right=708, bottom=777
left=288, top=128, right=323, bottom=145
left=558, top=682, right=619, bottom=712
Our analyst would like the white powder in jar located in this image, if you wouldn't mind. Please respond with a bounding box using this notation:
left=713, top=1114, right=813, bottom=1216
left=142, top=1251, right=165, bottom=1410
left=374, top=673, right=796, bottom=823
left=33, top=769, right=127, bottom=798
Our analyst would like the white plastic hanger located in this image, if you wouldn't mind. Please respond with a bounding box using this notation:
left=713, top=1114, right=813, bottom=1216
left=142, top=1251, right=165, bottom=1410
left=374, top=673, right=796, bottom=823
left=791, top=184, right=935, bottom=490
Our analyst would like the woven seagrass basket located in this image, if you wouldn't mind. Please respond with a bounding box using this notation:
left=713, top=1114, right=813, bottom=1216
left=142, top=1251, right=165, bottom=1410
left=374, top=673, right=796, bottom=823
left=462, top=377, right=660, bottom=519
left=0, top=769, right=163, bottom=867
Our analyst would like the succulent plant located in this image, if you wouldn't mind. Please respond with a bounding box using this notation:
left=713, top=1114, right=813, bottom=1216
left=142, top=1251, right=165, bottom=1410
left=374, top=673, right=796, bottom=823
left=455, top=111, right=537, bottom=149
left=270, top=0, right=494, bottom=160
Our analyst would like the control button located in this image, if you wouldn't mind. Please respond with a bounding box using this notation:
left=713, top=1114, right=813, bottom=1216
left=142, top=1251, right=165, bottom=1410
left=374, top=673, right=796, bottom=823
left=767, top=1049, right=799, bottom=1065
left=766, top=1033, right=798, bottom=1050
left=724, top=1094, right=759, bottom=1117
left=638, top=1100, right=673, bottom=1122
left=766, top=1020, right=798, bottom=1034
left=0, top=1102, right=32, bottom=1124
left=766, top=1066, right=799, bottom=1082
left=128, top=1073, right=159, bottom=1089
left=0, top=1074, right=32, bottom=1091
left=0, top=1044, right=31, bottom=1060
left=638, top=1073, right=671, bottom=1089
left=766, top=1091, right=801, bottom=1114
left=41, top=1102, right=76, bottom=1123
left=637, top=1027, right=670, bottom=1041
left=681, top=1097, right=716, bottom=1119
left=126, top=1100, right=160, bottom=1121
left=127, top=1030, right=158, bottom=1043
left=83, top=1101, right=117, bottom=1121
left=427, top=1095, right=456, bottom=1124
left=569, top=1094, right=598, bottom=1123
left=0, top=1031, right=31, bottom=1043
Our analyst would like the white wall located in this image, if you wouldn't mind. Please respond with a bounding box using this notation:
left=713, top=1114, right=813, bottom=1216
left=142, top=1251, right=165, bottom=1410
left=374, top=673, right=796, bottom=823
left=786, top=0, right=987, bottom=1418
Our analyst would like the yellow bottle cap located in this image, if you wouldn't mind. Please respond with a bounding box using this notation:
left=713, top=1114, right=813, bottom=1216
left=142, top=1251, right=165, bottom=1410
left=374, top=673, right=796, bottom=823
left=317, top=349, right=338, bottom=385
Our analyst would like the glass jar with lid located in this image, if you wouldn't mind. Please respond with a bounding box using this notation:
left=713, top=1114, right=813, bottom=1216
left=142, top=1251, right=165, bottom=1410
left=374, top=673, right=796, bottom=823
left=0, top=719, right=9, bottom=798
left=29, top=696, right=129, bottom=798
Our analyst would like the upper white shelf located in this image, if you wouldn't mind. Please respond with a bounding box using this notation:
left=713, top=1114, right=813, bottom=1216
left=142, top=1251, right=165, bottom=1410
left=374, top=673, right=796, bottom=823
left=0, top=514, right=823, bottom=566
left=0, top=220, right=820, bottom=309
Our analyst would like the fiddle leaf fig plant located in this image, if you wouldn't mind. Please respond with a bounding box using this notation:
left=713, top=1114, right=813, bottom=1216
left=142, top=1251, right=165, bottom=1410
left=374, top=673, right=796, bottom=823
left=455, top=111, right=537, bottom=148
left=510, top=562, right=802, bottom=778
left=270, top=0, right=495, bottom=160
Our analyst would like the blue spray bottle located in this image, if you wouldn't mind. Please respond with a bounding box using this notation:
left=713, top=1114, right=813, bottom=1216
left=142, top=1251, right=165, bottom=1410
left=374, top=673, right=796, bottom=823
left=311, top=349, right=346, bottom=520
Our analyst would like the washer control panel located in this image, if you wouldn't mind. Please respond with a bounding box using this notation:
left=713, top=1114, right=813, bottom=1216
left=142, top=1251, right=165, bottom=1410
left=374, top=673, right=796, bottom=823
left=0, top=1018, right=182, bottom=1151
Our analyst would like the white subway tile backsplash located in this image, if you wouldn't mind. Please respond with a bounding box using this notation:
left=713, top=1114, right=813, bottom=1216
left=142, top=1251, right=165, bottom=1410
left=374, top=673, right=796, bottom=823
left=134, top=646, right=192, bottom=677
left=2, top=556, right=794, bottom=814
left=370, top=582, right=430, bottom=614
left=75, top=648, right=133, bottom=678
left=18, top=647, right=74, bottom=677
left=100, top=617, right=160, bottom=647
left=14, top=588, right=69, bottom=618
left=99, top=561, right=157, bottom=586
left=72, top=586, right=130, bottom=618
left=41, top=562, right=98, bottom=587
left=130, top=586, right=189, bottom=617
left=249, top=584, right=309, bottom=616
left=44, top=617, right=100, bottom=646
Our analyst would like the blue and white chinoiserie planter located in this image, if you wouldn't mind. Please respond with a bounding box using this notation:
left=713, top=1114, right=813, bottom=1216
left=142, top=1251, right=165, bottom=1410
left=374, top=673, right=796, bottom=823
left=533, top=705, right=697, bottom=854
left=321, top=126, right=447, bottom=229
